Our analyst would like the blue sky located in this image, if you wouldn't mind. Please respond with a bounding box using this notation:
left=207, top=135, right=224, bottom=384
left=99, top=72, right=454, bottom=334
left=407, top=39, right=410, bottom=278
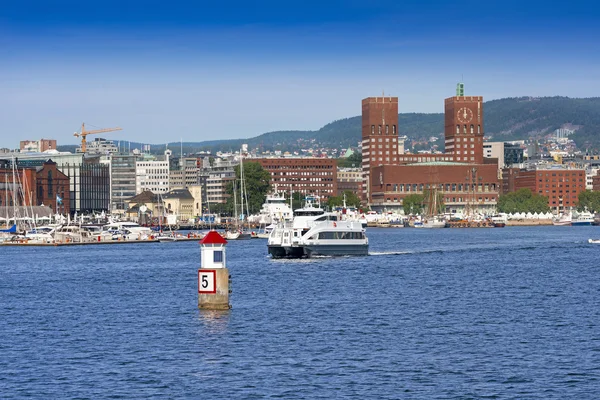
left=1, top=0, right=599, bottom=147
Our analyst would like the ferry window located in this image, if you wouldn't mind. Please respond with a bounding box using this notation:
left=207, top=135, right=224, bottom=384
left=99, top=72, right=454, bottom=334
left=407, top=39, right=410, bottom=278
left=214, top=251, right=223, bottom=263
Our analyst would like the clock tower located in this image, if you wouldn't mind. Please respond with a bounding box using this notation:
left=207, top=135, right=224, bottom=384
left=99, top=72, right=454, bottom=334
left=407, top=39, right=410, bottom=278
left=444, top=83, right=484, bottom=164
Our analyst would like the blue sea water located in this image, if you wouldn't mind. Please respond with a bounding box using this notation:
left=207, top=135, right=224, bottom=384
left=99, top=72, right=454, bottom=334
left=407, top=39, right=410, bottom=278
left=1, top=226, right=599, bottom=399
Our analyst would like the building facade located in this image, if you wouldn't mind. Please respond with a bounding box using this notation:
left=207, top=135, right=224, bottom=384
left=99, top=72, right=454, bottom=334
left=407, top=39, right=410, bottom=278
left=35, top=161, right=70, bottom=214
left=20, top=139, right=57, bottom=153
left=365, top=84, right=500, bottom=213
left=502, top=167, right=586, bottom=211
left=361, top=97, right=400, bottom=202
left=254, top=158, right=338, bottom=200
left=110, top=154, right=139, bottom=213
left=336, top=167, right=362, bottom=197
left=136, top=150, right=171, bottom=194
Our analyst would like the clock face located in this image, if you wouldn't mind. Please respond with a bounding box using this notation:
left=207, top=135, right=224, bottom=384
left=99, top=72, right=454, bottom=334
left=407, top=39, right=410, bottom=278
left=457, top=107, right=474, bottom=123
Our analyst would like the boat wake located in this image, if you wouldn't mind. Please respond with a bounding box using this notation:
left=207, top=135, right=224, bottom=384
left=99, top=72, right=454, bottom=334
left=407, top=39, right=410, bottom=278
left=368, top=251, right=413, bottom=256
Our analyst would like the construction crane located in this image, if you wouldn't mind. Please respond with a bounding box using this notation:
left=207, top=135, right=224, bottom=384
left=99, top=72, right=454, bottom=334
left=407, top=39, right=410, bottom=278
left=74, top=123, right=123, bottom=153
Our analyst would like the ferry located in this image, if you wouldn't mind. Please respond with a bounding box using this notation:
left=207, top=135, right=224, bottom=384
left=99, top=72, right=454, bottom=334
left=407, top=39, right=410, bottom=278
left=267, top=197, right=368, bottom=258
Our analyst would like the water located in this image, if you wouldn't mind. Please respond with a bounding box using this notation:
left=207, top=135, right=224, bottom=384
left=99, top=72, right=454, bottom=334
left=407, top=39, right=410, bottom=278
left=1, top=227, right=599, bottom=398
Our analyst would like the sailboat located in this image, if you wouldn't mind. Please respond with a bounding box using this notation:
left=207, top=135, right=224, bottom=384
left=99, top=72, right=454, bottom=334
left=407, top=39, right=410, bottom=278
left=415, top=184, right=447, bottom=228
left=225, top=150, right=252, bottom=240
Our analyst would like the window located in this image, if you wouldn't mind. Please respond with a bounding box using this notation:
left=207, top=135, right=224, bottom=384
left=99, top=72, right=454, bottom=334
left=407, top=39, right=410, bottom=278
left=393, top=125, right=396, bottom=134
left=386, top=125, right=389, bottom=135
left=456, top=125, right=460, bottom=134
left=371, top=125, right=375, bottom=134
left=213, top=250, right=223, bottom=263
left=378, top=125, right=382, bottom=135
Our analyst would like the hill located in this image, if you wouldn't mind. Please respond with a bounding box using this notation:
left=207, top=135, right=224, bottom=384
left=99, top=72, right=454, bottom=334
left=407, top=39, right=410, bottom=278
left=58, top=97, right=600, bottom=154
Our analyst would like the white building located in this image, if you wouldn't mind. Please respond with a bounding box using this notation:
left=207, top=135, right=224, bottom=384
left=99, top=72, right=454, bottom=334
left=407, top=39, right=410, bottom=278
left=78, top=138, right=119, bottom=155
left=136, top=150, right=171, bottom=194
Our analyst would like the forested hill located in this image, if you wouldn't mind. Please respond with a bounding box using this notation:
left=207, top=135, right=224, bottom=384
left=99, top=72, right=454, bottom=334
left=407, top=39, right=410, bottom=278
left=57, top=97, right=600, bottom=154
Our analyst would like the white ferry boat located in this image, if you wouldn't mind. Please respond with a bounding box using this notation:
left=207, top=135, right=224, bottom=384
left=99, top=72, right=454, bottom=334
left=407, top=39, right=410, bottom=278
left=572, top=211, right=594, bottom=226
left=267, top=197, right=368, bottom=258
left=250, top=187, right=293, bottom=225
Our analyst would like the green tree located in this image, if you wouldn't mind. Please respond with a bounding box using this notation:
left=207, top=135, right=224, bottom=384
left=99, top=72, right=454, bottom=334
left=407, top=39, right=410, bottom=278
left=225, top=161, right=272, bottom=216
left=577, top=190, right=600, bottom=212
left=402, top=194, right=424, bottom=215
left=326, top=191, right=362, bottom=209
left=337, top=152, right=362, bottom=168
left=497, top=188, right=550, bottom=213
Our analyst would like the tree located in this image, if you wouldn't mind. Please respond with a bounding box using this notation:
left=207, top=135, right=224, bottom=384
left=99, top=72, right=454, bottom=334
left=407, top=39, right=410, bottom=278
left=402, top=194, right=424, bottom=215
left=577, top=190, right=600, bottom=212
left=326, top=191, right=362, bottom=209
left=225, top=161, right=272, bottom=215
left=337, top=152, right=362, bottom=168
left=497, top=188, right=550, bottom=213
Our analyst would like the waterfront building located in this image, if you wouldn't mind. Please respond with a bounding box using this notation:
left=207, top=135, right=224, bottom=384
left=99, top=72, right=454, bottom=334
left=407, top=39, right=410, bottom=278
left=125, top=190, right=161, bottom=223
left=35, top=160, right=70, bottom=215
left=361, top=96, right=401, bottom=202
left=254, top=158, right=337, bottom=201
left=0, top=165, right=37, bottom=207
left=20, top=139, right=57, bottom=153
left=136, top=150, right=171, bottom=194
left=162, top=186, right=202, bottom=222
left=110, top=153, right=139, bottom=214
left=8, top=152, right=109, bottom=213
left=365, top=84, right=500, bottom=213
left=502, top=167, right=586, bottom=211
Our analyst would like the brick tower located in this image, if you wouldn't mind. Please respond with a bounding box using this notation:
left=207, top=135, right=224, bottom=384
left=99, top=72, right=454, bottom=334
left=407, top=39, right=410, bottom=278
left=444, top=83, right=484, bottom=164
left=361, top=96, right=399, bottom=202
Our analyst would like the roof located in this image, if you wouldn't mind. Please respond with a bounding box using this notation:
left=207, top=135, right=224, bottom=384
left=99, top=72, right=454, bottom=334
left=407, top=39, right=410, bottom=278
left=405, top=161, right=468, bottom=166
left=162, top=188, right=194, bottom=200
left=200, top=230, right=228, bottom=245
left=0, top=205, right=53, bottom=219
left=127, top=191, right=160, bottom=204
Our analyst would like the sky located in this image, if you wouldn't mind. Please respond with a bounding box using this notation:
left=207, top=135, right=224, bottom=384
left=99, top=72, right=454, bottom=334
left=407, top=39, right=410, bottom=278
left=1, top=0, right=599, bottom=148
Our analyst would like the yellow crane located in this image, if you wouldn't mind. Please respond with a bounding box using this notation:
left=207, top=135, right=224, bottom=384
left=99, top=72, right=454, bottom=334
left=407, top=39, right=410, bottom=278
left=74, top=123, right=123, bottom=153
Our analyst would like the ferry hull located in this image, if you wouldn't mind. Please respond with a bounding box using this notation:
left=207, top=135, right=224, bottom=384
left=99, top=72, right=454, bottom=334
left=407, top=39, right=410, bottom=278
left=303, top=244, right=369, bottom=258
left=268, top=245, right=304, bottom=259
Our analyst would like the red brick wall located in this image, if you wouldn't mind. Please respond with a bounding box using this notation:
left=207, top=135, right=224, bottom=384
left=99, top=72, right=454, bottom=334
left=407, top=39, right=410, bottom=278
left=370, top=163, right=500, bottom=208
left=36, top=162, right=70, bottom=214
left=0, top=168, right=37, bottom=206
left=444, top=96, right=484, bottom=164
left=502, top=168, right=586, bottom=210
left=254, top=158, right=337, bottom=200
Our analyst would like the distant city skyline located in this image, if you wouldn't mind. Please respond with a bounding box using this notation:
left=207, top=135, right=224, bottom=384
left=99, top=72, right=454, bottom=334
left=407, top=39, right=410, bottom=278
left=1, top=0, right=599, bottom=148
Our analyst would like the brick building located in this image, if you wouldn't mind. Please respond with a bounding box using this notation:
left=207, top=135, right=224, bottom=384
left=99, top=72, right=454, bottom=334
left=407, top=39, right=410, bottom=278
left=361, top=97, right=400, bottom=202
left=502, top=167, right=586, bottom=211
left=20, top=139, right=57, bottom=153
left=365, top=84, right=500, bottom=213
left=371, top=163, right=500, bottom=213
left=0, top=167, right=37, bottom=207
left=35, top=161, right=70, bottom=214
left=254, top=158, right=337, bottom=200
left=0, top=160, right=70, bottom=214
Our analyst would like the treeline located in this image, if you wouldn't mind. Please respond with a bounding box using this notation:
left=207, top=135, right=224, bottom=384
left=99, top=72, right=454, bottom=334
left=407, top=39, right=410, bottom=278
left=497, top=189, right=550, bottom=214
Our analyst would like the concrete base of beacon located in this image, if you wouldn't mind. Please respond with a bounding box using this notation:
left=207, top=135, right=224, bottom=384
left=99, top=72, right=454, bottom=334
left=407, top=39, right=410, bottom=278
left=198, top=268, right=231, bottom=310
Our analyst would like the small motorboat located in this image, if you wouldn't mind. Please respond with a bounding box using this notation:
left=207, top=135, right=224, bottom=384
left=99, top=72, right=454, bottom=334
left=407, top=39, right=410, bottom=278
left=588, top=239, right=600, bottom=244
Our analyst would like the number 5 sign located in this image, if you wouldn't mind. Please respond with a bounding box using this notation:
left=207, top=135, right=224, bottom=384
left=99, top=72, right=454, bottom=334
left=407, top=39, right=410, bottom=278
left=198, top=270, right=216, bottom=294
